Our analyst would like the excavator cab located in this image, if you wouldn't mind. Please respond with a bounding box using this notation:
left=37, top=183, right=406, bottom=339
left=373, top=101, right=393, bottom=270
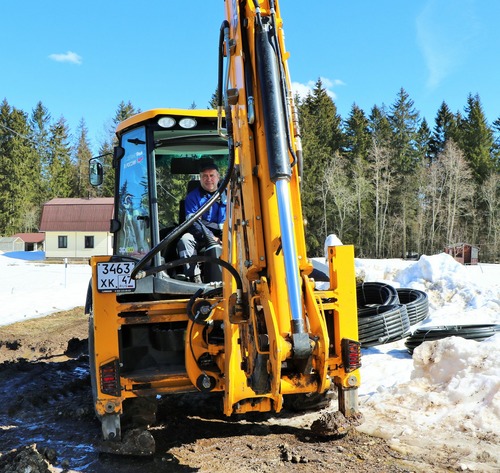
left=90, top=109, right=229, bottom=294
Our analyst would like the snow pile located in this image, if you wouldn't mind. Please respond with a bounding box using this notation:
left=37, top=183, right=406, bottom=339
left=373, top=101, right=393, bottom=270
left=354, top=253, right=500, bottom=470
left=411, top=335, right=500, bottom=434
left=358, top=333, right=500, bottom=470
left=360, top=334, right=499, bottom=432
left=356, top=252, right=500, bottom=326
left=0, top=255, right=91, bottom=326
left=355, top=257, right=413, bottom=284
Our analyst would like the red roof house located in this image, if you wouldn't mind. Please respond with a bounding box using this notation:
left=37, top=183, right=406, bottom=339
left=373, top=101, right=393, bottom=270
left=39, top=198, right=114, bottom=258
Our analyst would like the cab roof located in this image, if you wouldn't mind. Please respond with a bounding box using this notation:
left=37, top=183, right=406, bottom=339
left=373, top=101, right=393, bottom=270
left=116, top=108, right=220, bottom=135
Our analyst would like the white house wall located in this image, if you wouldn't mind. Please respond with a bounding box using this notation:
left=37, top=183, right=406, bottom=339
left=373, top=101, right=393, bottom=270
left=44, top=231, right=112, bottom=258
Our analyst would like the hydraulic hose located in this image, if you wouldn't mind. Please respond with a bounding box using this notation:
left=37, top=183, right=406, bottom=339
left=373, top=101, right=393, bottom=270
left=135, top=255, right=243, bottom=292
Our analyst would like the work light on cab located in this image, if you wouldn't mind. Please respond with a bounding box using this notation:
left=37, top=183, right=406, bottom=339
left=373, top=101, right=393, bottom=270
left=179, top=117, right=197, bottom=129
left=157, top=117, right=176, bottom=128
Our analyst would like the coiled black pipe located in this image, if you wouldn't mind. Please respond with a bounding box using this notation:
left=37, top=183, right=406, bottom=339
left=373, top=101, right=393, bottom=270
left=358, top=304, right=410, bottom=347
left=404, top=324, right=500, bottom=354
left=396, top=288, right=429, bottom=326
left=357, top=282, right=400, bottom=311
left=355, top=282, right=432, bottom=347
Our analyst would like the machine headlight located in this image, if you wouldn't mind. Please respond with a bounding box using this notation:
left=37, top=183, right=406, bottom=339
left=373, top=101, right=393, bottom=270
left=158, top=117, right=176, bottom=128
left=179, top=117, right=197, bottom=129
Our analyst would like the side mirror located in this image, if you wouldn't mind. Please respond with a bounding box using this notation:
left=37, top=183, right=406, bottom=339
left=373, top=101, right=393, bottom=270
left=89, top=157, right=104, bottom=186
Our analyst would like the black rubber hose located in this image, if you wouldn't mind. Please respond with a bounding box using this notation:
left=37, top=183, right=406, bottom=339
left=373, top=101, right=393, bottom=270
left=357, top=282, right=400, bottom=311
left=217, top=20, right=229, bottom=109
left=405, top=324, right=500, bottom=354
left=135, top=255, right=243, bottom=292
left=396, top=288, right=429, bottom=326
left=358, top=304, right=410, bottom=347
left=356, top=282, right=433, bottom=347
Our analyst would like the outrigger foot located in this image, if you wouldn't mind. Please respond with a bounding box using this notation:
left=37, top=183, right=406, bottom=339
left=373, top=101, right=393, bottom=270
left=99, top=428, right=155, bottom=456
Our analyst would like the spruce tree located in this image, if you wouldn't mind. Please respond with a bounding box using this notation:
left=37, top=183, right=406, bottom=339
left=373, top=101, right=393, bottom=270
left=113, top=101, right=139, bottom=129
left=387, top=88, right=422, bottom=258
left=208, top=88, right=219, bottom=109
left=416, top=118, right=432, bottom=163
left=95, top=101, right=140, bottom=198
left=0, top=100, right=40, bottom=233
left=343, top=104, right=372, bottom=252
left=73, top=118, right=95, bottom=198
left=368, top=105, right=392, bottom=145
left=461, top=94, right=495, bottom=184
left=343, top=104, right=371, bottom=162
left=429, top=101, right=458, bottom=162
left=29, top=101, right=52, bottom=203
left=47, top=117, right=75, bottom=199
left=492, top=117, right=500, bottom=168
left=388, top=88, right=420, bottom=173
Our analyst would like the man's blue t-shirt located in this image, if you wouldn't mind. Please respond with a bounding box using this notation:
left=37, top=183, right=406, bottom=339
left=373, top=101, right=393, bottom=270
left=185, top=185, right=226, bottom=234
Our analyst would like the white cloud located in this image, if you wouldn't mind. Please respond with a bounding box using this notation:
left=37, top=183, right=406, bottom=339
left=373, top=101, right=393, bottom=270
left=48, top=51, right=83, bottom=65
left=416, top=0, right=480, bottom=90
left=291, top=76, right=344, bottom=100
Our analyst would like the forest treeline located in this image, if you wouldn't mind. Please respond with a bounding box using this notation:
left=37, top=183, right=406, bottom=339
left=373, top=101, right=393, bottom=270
left=0, top=80, right=499, bottom=261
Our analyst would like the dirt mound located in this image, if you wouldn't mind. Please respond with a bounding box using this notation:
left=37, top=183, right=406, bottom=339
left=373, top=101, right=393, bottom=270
left=0, top=444, right=57, bottom=473
left=0, top=308, right=88, bottom=363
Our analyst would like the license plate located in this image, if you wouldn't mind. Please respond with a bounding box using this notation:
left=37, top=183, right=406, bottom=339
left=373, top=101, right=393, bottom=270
left=96, top=262, right=136, bottom=292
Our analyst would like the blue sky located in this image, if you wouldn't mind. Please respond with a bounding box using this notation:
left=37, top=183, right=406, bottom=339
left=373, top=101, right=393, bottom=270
left=1, top=0, right=499, bottom=152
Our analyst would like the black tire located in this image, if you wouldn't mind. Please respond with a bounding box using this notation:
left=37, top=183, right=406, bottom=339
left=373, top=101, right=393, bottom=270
left=284, top=391, right=332, bottom=412
left=84, top=278, right=93, bottom=315
left=122, top=397, right=158, bottom=428
left=405, top=324, right=500, bottom=354
left=310, top=267, right=329, bottom=282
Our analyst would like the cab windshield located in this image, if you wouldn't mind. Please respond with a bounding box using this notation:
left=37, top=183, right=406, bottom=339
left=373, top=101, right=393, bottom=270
left=115, top=113, right=229, bottom=259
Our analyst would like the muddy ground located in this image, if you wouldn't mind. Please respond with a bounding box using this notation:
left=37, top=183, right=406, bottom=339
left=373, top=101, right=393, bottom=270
left=0, top=309, right=459, bottom=473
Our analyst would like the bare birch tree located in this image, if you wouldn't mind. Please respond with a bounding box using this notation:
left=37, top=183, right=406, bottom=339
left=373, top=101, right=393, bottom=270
left=480, top=172, right=499, bottom=260
left=439, top=141, right=474, bottom=244
left=424, top=158, right=447, bottom=253
left=368, top=139, right=394, bottom=257
left=323, top=153, right=357, bottom=241
left=352, top=156, right=372, bottom=254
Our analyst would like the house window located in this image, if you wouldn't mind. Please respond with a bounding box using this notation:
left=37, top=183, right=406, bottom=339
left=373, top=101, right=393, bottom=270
left=58, top=236, right=68, bottom=248
left=85, top=236, right=95, bottom=249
